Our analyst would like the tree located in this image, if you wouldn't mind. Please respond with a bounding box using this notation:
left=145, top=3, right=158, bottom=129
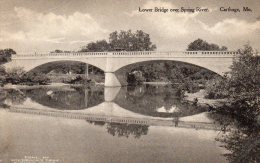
left=187, top=38, right=228, bottom=51
left=205, top=76, right=229, bottom=99
left=0, top=48, right=16, bottom=64
left=5, top=67, right=26, bottom=84
left=22, top=72, right=50, bottom=85
left=80, top=30, right=156, bottom=52
left=109, top=30, right=156, bottom=51
left=206, top=44, right=259, bottom=125
left=206, top=45, right=259, bottom=163
left=226, top=44, right=260, bottom=125
left=80, top=40, right=110, bottom=52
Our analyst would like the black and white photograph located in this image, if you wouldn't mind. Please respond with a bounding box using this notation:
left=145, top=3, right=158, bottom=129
left=0, top=0, right=259, bottom=162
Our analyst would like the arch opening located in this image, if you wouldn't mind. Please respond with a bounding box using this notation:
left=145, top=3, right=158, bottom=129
left=115, top=60, right=221, bottom=86
left=27, top=60, right=105, bottom=84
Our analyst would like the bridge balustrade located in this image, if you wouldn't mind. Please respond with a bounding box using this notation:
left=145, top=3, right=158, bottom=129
left=11, top=51, right=238, bottom=60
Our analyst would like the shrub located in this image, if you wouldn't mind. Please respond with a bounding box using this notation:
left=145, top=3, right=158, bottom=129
left=4, top=67, right=50, bottom=85
left=22, top=72, right=50, bottom=85
left=127, top=71, right=145, bottom=85
left=66, top=75, right=92, bottom=85
left=205, top=76, right=229, bottom=99
left=5, top=67, right=25, bottom=84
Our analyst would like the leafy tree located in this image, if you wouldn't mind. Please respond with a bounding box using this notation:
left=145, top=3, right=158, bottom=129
left=109, top=30, right=156, bottom=51
left=203, top=45, right=260, bottom=163
left=0, top=48, right=16, bottom=64
left=205, top=76, right=229, bottom=99
left=22, top=72, right=50, bottom=85
left=5, top=67, right=26, bottom=84
left=225, top=44, right=260, bottom=125
left=5, top=67, right=50, bottom=85
left=206, top=45, right=259, bottom=115
left=206, top=45, right=260, bottom=162
left=187, top=38, right=228, bottom=51
left=80, top=40, right=111, bottom=52
left=80, top=30, right=156, bottom=52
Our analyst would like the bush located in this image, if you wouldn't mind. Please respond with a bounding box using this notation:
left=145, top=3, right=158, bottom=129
left=4, top=67, right=50, bottom=85
left=127, top=71, right=145, bottom=85
left=5, top=67, right=25, bottom=84
left=205, top=76, right=229, bottom=99
left=66, top=75, right=92, bottom=85
left=22, top=72, right=50, bottom=85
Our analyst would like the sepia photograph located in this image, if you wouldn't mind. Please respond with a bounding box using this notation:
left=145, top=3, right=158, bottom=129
left=0, top=0, right=259, bottom=162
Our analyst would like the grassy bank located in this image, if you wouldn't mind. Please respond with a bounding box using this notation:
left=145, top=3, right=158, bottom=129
left=184, top=89, right=227, bottom=107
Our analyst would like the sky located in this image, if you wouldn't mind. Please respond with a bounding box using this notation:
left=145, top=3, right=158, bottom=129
left=0, top=0, right=260, bottom=53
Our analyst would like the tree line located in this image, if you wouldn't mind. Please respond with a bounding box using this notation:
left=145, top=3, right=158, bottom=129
left=80, top=30, right=156, bottom=52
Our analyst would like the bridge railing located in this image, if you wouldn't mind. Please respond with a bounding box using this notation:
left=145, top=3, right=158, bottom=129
left=112, top=51, right=238, bottom=56
left=12, top=51, right=238, bottom=59
left=14, top=52, right=109, bottom=57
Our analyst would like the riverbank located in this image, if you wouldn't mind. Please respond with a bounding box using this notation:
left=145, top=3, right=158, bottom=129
left=0, top=82, right=104, bottom=90
left=143, top=81, right=171, bottom=85
left=184, top=89, right=227, bottom=107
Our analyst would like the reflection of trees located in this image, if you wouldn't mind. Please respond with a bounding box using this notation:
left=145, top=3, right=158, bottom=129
left=217, top=129, right=259, bottom=163
left=22, top=86, right=104, bottom=110
left=0, top=89, right=26, bottom=108
left=86, top=120, right=149, bottom=138
left=5, top=89, right=26, bottom=105
left=115, top=85, right=206, bottom=117
left=0, top=91, right=7, bottom=108
left=210, top=112, right=260, bottom=163
left=106, top=123, right=149, bottom=138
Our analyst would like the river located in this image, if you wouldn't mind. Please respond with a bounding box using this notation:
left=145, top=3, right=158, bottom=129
left=0, top=84, right=228, bottom=163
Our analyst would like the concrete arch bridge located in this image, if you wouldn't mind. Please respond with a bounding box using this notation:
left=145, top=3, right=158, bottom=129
left=4, top=51, right=237, bottom=87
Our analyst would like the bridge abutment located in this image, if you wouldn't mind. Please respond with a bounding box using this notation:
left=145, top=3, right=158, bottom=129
left=104, top=72, right=121, bottom=87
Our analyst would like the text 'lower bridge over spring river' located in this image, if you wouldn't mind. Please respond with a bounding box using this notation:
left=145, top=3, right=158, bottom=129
left=4, top=51, right=237, bottom=87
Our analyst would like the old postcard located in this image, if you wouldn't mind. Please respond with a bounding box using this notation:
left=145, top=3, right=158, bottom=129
left=0, top=0, right=259, bottom=163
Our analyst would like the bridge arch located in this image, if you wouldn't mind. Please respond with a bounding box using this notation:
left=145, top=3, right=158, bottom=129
left=4, top=58, right=107, bottom=73
left=26, top=60, right=104, bottom=74
left=109, top=57, right=232, bottom=76
left=114, top=60, right=222, bottom=86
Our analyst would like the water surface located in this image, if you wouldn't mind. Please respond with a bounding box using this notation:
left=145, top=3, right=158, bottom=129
left=0, top=85, right=227, bottom=163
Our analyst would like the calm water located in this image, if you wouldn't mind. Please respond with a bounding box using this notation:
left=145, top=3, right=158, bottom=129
left=0, top=85, right=227, bottom=163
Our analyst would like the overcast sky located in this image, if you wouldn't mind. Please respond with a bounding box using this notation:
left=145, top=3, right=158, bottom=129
left=0, top=0, right=260, bottom=53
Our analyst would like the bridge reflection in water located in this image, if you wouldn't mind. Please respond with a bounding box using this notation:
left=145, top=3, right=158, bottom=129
left=2, top=85, right=220, bottom=131
left=8, top=106, right=219, bottom=131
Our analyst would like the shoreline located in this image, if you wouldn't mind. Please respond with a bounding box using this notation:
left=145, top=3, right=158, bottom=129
left=184, top=89, right=227, bottom=107
left=0, top=82, right=105, bottom=90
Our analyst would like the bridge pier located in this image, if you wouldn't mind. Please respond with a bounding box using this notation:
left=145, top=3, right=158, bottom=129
left=104, top=72, right=121, bottom=87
